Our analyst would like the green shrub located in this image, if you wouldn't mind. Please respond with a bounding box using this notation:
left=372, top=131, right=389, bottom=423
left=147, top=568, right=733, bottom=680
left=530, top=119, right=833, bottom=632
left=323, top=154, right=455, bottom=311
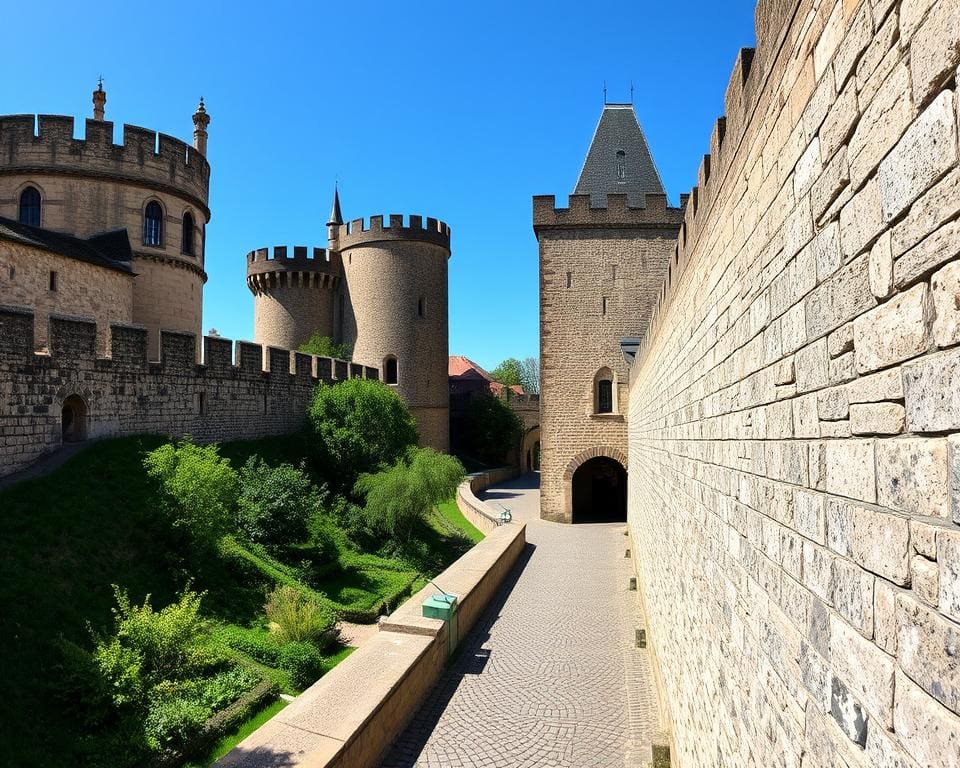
left=306, top=379, right=418, bottom=490
left=264, top=585, right=337, bottom=646
left=354, top=448, right=466, bottom=542
left=278, top=642, right=324, bottom=689
left=214, top=625, right=282, bottom=666
left=298, top=332, right=352, bottom=360
left=238, top=456, right=322, bottom=547
left=464, top=393, right=524, bottom=465
left=144, top=441, right=239, bottom=546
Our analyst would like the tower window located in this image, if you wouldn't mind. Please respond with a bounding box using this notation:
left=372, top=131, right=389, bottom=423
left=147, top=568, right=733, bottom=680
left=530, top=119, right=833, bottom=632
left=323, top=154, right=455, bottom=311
left=616, top=150, right=626, bottom=181
left=144, top=201, right=164, bottom=246
left=49, top=271, right=58, bottom=292
left=597, top=379, right=613, bottom=414
left=18, top=187, right=41, bottom=227
left=384, top=356, right=398, bottom=385
left=602, top=296, right=608, bottom=315
left=182, top=212, right=195, bottom=255
left=418, top=297, right=425, bottom=317
left=566, top=272, right=572, bottom=289
left=611, top=264, right=617, bottom=280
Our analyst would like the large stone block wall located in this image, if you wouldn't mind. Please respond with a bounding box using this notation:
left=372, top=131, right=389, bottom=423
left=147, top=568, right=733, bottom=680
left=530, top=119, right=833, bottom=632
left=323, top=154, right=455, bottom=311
left=627, top=0, right=960, bottom=765
left=0, top=306, right=369, bottom=479
left=0, top=240, right=134, bottom=354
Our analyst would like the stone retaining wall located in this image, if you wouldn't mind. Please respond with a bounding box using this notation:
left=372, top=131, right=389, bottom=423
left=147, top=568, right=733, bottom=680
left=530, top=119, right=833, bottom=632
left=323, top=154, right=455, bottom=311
left=628, top=0, right=960, bottom=765
left=216, top=496, right=527, bottom=768
left=456, top=466, right=518, bottom=532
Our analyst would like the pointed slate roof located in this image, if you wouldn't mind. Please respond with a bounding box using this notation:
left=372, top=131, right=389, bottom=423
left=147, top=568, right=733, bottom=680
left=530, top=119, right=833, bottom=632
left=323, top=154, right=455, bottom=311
left=327, top=185, right=343, bottom=226
left=574, top=104, right=666, bottom=207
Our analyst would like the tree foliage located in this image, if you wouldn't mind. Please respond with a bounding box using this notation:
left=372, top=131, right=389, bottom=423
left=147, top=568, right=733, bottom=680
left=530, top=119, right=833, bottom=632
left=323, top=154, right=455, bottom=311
left=519, top=356, right=540, bottom=394
left=354, top=448, right=465, bottom=542
left=237, top=457, right=322, bottom=547
left=298, top=332, right=352, bottom=360
left=465, top=393, right=524, bottom=465
left=144, top=441, right=239, bottom=546
left=490, top=357, right=523, bottom=389
left=306, top=378, right=418, bottom=489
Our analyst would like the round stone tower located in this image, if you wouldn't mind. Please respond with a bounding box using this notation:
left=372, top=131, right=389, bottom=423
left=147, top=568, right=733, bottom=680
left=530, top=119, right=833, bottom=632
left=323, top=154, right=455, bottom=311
left=337, top=213, right=451, bottom=452
left=246, top=245, right=342, bottom=350
left=0, top=83, right=211, bottom=358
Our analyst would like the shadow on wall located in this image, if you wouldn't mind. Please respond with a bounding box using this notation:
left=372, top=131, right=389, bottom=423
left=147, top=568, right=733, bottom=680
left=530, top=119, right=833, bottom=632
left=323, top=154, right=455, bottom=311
left=217, top=746, right=298, bottom=767
left=379, top=541, right=537, bottom=768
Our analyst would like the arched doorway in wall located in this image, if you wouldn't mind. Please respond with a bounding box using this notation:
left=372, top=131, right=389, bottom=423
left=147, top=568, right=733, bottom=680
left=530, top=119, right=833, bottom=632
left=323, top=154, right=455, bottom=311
left=570, top=455, right=627, bottom=523
left=61, top=394, right=88, bottom=442
left=521, top=425, right=541, bottom=472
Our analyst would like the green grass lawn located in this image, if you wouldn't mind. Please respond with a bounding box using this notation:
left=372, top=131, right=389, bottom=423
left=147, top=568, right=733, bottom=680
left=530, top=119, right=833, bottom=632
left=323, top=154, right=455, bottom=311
left=0, top=435, right=482, bottom=767
left=437, top=498, right=484, bottom=544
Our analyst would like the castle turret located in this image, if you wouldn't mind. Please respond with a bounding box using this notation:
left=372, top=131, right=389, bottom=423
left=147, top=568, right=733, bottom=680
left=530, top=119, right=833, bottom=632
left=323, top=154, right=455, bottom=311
left=0, top=88, right=212, bottom=358
left=338, top=213, right=451, bottom=452
left=92, top=79, right=106, bottom=121
left=247, top=245, right=342, bottom=351
left=326, top=185, right=342, bottom=252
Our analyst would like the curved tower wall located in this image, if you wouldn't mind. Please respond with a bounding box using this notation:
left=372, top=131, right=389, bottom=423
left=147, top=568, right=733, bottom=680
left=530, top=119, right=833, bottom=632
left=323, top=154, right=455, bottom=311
left=339, top=215, right=451, bottom=452
left=246, top=246, right=341, bottom=351
left=0, top=115, right=211, bottom=358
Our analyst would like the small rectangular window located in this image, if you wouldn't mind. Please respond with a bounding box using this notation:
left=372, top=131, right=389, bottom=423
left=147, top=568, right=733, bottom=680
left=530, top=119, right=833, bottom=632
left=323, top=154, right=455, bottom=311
left=566, top=272, right=572, bottom=289
left=611, top=264, right=617, bottom=280
left=602, top=296, right=608, bottom=315
left=49, top=271, right=58, bottom=291
left=598, top=380, right=613, bottom=414
left=198, top=391, right=206, bottom=415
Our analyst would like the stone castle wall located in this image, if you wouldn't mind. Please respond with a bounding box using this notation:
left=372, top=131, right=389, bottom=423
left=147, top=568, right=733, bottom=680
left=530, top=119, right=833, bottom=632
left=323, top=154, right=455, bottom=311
left=0, top=240, right=134, bottom=354
left=536, top=195, right=683, bottom=522
left=0, top=305, right=375, bottom=479
left=627, top=0, right=960, bottom=765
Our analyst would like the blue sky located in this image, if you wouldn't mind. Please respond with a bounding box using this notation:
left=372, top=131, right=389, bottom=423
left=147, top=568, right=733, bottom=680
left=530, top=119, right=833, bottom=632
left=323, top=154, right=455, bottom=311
left=5, top=1, right=756, bottom=371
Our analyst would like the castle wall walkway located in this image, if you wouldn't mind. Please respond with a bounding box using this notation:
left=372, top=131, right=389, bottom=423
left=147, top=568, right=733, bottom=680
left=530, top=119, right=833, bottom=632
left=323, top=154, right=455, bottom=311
left=380, top=473, right=664, bottom=768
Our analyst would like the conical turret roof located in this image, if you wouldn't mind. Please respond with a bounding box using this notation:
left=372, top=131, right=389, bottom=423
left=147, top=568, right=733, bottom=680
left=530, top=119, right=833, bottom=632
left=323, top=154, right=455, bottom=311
left=574, top=104, right=665, bottom=207
left=327, top=185, right=343, bottom=226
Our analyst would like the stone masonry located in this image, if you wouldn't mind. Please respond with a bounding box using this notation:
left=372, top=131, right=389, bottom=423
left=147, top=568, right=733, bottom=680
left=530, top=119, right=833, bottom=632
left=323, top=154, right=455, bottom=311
left=0, top=306, right=376, bottom=478
left=627, top=0, right=960, bottom=765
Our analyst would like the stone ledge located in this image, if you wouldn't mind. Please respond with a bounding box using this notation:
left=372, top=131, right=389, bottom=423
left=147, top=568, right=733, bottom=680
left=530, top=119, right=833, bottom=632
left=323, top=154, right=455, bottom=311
left=216, top=501, right=527, bottom=768
left=456, top=466, right=518, bottom=532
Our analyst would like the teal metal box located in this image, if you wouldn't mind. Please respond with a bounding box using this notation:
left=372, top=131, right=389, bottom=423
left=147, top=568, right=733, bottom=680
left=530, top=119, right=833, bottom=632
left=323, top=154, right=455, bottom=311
left=422, top=593, right=458, bottom=620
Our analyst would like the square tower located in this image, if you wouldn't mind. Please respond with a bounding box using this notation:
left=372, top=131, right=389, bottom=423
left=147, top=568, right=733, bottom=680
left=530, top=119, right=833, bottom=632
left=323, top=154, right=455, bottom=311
left=534, top=104, right=684, bottom=523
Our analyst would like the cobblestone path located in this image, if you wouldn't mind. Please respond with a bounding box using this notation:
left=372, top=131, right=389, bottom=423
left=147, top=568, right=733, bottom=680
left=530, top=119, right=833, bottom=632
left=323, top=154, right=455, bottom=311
left=381, top=473, right=662, bottom=768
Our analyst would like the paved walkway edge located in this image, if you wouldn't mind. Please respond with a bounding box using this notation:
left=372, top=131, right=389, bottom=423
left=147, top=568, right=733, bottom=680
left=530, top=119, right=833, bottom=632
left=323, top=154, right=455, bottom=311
left=456, top=466, right=518, bottom=533
left=216, top=500, right=527, bottom=768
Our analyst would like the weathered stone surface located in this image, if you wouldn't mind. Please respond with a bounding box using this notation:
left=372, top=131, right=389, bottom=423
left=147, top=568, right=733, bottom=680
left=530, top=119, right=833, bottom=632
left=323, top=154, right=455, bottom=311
left=795, top=489, right=827, bottom=543
left=853, top=284, right=931, bottom=373
left=894, top=670, right=960, bottom=768
left=840, top=178, right=884, bottom=258
left=894, top=219, right=960, bottom=289
left=911, top=520, right=939, bottom=559
left=822, top=77, right=861, bottom=164
left=897, top=593, right=960, bottom=715
left=805, top=254, right=876, bottom=339
left=804, top=540, right=836, bottom=603
left=812, top=146, right=851, bottom=225
left=832, top=557, right=875, bottom=637
left=830, top=673, right=870, bottom=746
left=875, top=437, right=951, bottom=518
left=931, top=259, right=960, bottom=347
left=826, top=439, right=876, bottom=502
left=951, top=434, right=960, bottom=524
left=812, top=221, right=843, bottom=283
left=868, top=231, right=894, bottom=299
left=828, top=322, right=854, bottom=358
left=830, top=613, right=895, bottom=726
left=829, top=350, right=857, bottom=384
left=846, top=367, right=904, bottom=403
left=910, top=556, right=939, bottom=606
left=819, top=386, right=850, bottom=421
left=796, top=338, right=830, bottom=393
left=829, top=499, right=911, bottom=584
left=940, top=530, right=960, bottom=623
left=833, top=1, right=873, bottom=92
left=849, top=402, right=905, bottom=435
left=878, top=90, right=958, bottom=222
left=874, top=579, right=899, bottom=654
left=794, top=392, right=821, bottom=438
left=865, top=725, right=923, bottom=768
left=890, top=168, right=960, bottom=257
left=909, top=0, right=960, bottom=104
left=903, top=347, right=960, bottom=432
left=800, top=640, right=831, bottom=712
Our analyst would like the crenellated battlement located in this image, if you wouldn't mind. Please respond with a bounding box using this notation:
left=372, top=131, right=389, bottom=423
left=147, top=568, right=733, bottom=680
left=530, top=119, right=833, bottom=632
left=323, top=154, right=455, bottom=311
left=0, top=304, right=378, bottom=479
left=0, top=114, right=211, bottom=215
left=246, top=245, right=342, bottom=293
left=337, top=213, right=451, bottom=251
left=533, top=193, right=686, bottom=233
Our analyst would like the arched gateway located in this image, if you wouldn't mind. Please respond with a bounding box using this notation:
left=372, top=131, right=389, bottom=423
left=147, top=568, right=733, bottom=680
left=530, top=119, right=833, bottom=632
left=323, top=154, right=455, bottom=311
left=563, top=447, right=627, bottom=523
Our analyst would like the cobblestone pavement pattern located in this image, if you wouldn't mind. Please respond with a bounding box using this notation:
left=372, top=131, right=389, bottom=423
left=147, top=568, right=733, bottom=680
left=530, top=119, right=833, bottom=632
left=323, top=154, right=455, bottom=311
left=381, top=473, right=662, bottom=768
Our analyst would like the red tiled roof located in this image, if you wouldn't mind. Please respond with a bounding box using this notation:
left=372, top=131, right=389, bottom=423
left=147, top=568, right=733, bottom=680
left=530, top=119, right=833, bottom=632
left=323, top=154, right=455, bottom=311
left=449, top=356, right=525, bottom=395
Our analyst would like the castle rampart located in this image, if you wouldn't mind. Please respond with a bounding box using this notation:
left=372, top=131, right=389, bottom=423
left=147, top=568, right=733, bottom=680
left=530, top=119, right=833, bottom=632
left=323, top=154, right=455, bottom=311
left=0, top=304, right=371, bottom=479
left=337, top=213, right=451, bottom=250
left=626, top=0, right=960, bottom=765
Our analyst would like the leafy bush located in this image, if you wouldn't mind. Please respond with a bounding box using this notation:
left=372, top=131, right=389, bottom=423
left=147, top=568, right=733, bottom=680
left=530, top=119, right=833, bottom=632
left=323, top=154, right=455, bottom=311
left=306, top=379, right=418, bottom=489
left=144, top=441, right=239, bottom=546
left=237, top=456, right=322, bottom=547
left=213, top=625, right=282, bottom=666
left=354, top=448, right=466, bottom=541
left=264, top=585, right=337, bottom=646
left=298, top=331, right=352, bottom=360
left=490, top=357, right=523, bottom=388
left=464, top=394, right=524, bottom=465
left=278, top=642, right=324, bottom=689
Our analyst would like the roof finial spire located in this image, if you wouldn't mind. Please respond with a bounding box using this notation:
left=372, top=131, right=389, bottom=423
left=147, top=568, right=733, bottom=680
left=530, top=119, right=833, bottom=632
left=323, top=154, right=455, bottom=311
left=630, top=81, right=634, bottom=104
left=92, top=77, right=107, bottom=121
left=192, top=97, right=210, bottom=156
left=327, top=182, right=343, bottom=227
left=603, top=81, right=607, bottom=105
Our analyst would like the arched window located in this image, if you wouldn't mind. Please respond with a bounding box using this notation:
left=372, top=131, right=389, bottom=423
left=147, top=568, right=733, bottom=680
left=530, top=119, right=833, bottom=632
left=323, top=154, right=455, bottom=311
left=594, top=367, right=615, bottom=414
left=181, top=211, right=195, bottom=255
left=384, top=356, right=398, bottom=385
left=18, top=187, right=41, bottom=227
left=616, top=150, right=626, bottom=182
left=144, top=201, right=164, bottom=246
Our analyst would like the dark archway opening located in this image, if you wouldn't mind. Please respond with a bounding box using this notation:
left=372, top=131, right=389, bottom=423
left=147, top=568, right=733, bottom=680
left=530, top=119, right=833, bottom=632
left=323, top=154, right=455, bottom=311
left=572, top=456, right=626, bottom=523
left=61, top=394, right=88, bottom=442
